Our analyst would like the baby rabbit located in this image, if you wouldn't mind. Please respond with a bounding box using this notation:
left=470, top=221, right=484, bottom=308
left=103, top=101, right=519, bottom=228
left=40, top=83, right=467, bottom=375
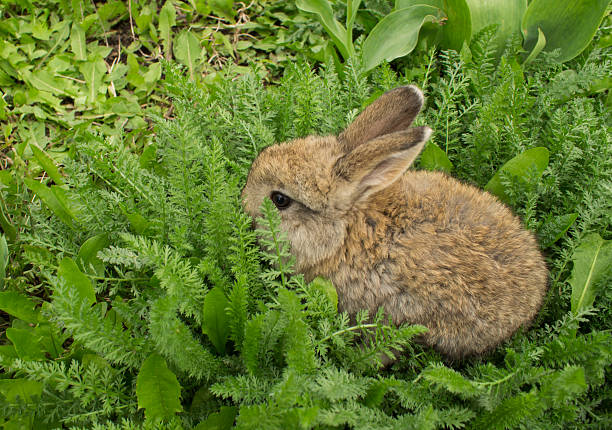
left=241, top=86, right=548, bottom=359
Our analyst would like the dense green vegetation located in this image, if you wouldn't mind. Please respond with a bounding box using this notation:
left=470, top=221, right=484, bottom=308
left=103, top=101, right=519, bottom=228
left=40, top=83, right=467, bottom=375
left=1, top=1, right=611, bottom=429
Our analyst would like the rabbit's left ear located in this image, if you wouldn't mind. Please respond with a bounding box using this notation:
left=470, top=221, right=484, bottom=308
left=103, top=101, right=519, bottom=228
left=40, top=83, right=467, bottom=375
left=339, top=85, right=424, bottom=152
left=332, top=126, right=431, bottom=208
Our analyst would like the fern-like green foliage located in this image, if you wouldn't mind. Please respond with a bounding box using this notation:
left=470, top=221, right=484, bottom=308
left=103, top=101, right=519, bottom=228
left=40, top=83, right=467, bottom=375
left=1, top=33, right=611, bottom=429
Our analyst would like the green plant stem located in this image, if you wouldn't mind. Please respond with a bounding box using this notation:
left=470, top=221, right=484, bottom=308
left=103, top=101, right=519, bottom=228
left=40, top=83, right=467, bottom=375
left=318, top=323, right=378, bottom=344
left=346, top=0, right=356, bottom=57
left=474, top=371, right=517, bottom=387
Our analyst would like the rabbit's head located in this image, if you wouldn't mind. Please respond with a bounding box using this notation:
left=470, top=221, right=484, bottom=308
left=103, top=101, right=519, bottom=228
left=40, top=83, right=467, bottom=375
left=241, top=86, right=432, bottom=274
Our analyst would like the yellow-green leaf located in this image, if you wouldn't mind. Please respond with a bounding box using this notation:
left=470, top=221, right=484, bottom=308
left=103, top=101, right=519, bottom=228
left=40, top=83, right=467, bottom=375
left=195, top=406, right=237, bottom=430
left=173, top=31, right=202, bottom=79
left=70, top=23, right=87, bottom=61
left=362, top=5, right=440, bottom=72
left=23, top=70, right=72, bottom=96
left=396, top=0, right=471, bottom=51
left=0, top=291, right=40, bottom=323
left=523, top=27, right=546, bottom=64
left=484, top=147, right=549, bottom=204
left=419, top=141, right=453, bottom=173
left=465, top=0, right=526, bottom=54
left=296, top=0, right=351, bottom=59
left=202, top=287, right=230, bottom=355
left=78, top=58, right=107, bottom=105
left=159, top=1, right=177, bottom=60
left=6, top=328, right=46, bottom=361
left=77, top=234, right=109, bottom=277
left=29, top=143, right=64, bottom=185
left=23, top=178, right=78, bottom=228
left=57, top=257, right=96, bottom=306
left=0, top=379, right=43, bottom=402
left=522, top=0, right=609, bottom=63
left=136, top=353, right=183, bottom=420
left=569, top=233, right=612, bottom=314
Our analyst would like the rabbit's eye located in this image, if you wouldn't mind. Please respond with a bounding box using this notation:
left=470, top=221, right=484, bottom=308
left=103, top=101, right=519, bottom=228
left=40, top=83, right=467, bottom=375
left=270, top=191, right=292, bottom=210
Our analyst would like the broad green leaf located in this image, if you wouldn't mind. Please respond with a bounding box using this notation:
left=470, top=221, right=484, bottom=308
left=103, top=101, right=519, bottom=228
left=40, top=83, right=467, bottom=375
left=71, top=0, right=87, bottom=20
left=569, top=233, right=612, bottom=314
left=214, top=32, right=234, bottom=57
left=79, top=58, right=107, bottom=105
left=77, top=234, right=109, bottom=277
left=484, top=147, right=549, bottom=203
left=396, top=0, right=471, bottom=51
left=0, top=235, right=7, bottom=288
left=538, top=213, right=578, bottom=248
left=296, top=0, right=351, bottom=59
left=363, top=380, right=393, bottom=408
left=32, top=20, right=51, bottom=41
left=125, top=212, right=153, bottom=235
left=419, top=142, right=453, bottom=173
left=57, top=257, right=96, bottom=305
left=144, top=62, right=162, bottom=90
left=362, top=5, right=440, bottom=72
left=105, top=96, right=141, bottom=116
left=522, top=0, right=609, bottom=63
left=29, top=143, right=64, bottom=185
left=0, top=379, right=43, bottom=402
left=136, top=353, right=183, bottom=420
left=346, top=0, right=362, bottom=36
left=309, top=276, right=338, bottom=311
left=0, top=170, right=12, bottom=185
left=135, top=4, right=154, bottom=32
left=126, top=53, right=145, bottom=89
left=202, top=286, right=230, bottom=355
left=0, top=345, right=18, bottom=360
left=209, top=0, right=235, bottom=21
left=523, top=27, right=546, bottom=64
left=70, top=23, right=87, bottom=61
left=82, top=353, right=112, bottom=370
left=29, top=322, right=64, bottom=359
left=0, top=94, right=7, bottom=119
left=0, top=291, right=39, bottom=323
left=139, top=143, right=157, bottom=169
left=0, top=203, right=17, bottom=242
left=23, top=70, right=73, bottom=96
left=98, top=0, right=127, bottom=21
left=6, top=328, right=46, bottom=361
left=195, top=406, right=237, bottom=430
left=23, top=178, right=78, bottom=228
left=465, top=0, right=526, bottom=52
left=159, top=1, right=177, bottom=60
left=173, top=31, right=201, bottom=79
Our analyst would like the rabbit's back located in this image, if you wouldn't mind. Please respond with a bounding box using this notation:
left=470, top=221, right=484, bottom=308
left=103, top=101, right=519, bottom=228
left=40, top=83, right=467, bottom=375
left=311, top=170, right=548, bottom=358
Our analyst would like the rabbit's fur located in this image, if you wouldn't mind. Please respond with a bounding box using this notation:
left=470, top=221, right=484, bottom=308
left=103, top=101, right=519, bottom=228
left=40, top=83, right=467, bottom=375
left=242, top=86, right=548, bottom=359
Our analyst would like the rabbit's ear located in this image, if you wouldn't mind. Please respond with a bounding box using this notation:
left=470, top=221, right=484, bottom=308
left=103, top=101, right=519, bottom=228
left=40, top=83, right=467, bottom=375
left=333, top=126, right=431, bottom=206
left=339, top=85, right=424, bottom=152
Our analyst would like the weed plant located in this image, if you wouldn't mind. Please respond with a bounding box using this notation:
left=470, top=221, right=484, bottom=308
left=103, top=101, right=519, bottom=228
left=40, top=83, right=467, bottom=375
left=0, top=35, right=611, bottom=429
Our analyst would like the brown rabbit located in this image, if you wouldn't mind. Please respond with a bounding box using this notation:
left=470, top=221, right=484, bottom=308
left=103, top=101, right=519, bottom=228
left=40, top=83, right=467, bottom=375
left=241, top=86, right=548, bottom=359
